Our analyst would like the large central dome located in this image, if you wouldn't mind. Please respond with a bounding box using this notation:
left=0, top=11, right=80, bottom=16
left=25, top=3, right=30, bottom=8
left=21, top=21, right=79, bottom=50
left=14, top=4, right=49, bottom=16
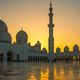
left=0, top=32, right=12, bottom=43
left=16, top=29, right=28, bottom=44
left=0, top=20, right=8, bottom=33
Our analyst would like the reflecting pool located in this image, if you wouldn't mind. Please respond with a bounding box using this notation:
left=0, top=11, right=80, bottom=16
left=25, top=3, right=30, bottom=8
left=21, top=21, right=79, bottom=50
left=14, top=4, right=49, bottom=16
left=0, top=61, right=80, bottom=80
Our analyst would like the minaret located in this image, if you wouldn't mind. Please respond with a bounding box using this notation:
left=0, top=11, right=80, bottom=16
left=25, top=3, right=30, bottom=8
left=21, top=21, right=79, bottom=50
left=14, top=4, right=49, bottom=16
left=48, top=1, right=54, bottom=54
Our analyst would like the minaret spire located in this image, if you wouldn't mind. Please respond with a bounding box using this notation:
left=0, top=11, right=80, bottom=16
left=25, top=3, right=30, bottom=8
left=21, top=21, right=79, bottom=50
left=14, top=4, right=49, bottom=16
left=48, top=0, right=54, bottom=54
left=50, top=0, right=52, bottom=6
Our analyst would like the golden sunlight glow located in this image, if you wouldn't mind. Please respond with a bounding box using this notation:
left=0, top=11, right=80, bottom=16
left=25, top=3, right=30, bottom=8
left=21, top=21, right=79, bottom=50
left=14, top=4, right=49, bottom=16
left=29, top=75, right=36, bottom=80
left=41, top=68, right=49, bottom=80
left=0, top=0, right=80, bottom=52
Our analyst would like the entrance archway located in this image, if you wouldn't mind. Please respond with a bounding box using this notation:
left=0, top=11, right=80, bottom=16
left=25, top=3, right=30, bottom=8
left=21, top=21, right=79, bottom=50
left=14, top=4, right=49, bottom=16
left=0, top=53, right=3, bottom=61
left=17, top=54, right=20, bottom=61
left=7, top=51, right=14, bottom=62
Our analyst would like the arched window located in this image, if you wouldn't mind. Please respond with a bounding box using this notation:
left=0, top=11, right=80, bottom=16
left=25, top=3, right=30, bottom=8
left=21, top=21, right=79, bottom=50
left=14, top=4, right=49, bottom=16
left=17, top=54, right=20, bottom=61
left=7, top=51, right=14, bottom=62
left=0, top=53, right=3, bottom=61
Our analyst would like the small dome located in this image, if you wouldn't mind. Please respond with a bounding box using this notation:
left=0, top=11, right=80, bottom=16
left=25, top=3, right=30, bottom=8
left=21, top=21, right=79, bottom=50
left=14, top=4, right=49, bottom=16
left=16, top=30, right=28, bottom=44
left=0, top=32, right=12, bottom=43
left=56, top=47, right=61, bottom=53
left=73, top=44, right=79, bottom=51
left=0, top=20, right=8, bottom=33
left=64, top=46, right=69, bottom=52
left=42, top=48, right=47, bottom=53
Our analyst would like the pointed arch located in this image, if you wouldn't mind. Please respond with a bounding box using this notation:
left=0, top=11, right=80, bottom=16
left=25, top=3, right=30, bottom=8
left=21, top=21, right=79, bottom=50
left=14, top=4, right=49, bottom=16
left=0, top=52, right=3, bottom=61
left=7, top=51, right=14, bottom=62
left=17, top=54, right=20, bottom=61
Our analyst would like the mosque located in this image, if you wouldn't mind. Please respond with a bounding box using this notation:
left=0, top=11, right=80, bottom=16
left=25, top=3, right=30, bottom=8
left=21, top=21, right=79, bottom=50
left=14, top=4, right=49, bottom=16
left=0, top=2, right=80, bottom=62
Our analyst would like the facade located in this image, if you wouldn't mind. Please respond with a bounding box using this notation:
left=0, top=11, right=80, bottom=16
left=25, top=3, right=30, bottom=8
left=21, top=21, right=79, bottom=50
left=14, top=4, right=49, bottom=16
left=0, top=2, right=80, bottom=62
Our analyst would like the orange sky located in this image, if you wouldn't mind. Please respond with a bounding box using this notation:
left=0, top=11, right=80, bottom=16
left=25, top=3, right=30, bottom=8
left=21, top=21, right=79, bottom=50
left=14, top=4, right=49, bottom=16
left=0, top=0, right=80, bottom=52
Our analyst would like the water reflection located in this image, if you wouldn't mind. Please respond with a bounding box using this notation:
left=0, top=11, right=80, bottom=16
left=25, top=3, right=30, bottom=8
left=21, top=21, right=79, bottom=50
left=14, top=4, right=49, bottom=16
left=0, top=61, right=80, bottom=80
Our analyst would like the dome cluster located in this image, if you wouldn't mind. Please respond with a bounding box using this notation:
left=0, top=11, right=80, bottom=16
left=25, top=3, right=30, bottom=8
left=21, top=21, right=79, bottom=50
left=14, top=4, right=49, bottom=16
left=56, top=44, right=79, bottom=53
left=0, top=19, right=28, bottom=44
left=0, top=20, right=12, bottom=43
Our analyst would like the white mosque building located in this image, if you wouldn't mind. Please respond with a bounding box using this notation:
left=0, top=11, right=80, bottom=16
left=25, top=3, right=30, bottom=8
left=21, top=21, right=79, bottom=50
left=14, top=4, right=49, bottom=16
left=0, top=2, right=80, bottom=62
left=0, top=19, right=49, bottom=62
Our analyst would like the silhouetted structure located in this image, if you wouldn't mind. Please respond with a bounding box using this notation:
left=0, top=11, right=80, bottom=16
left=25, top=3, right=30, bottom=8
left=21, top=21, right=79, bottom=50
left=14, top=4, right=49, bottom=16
left=0, top=2, right=80, bottom=62
left=48, top=2, right=54, bottom=54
